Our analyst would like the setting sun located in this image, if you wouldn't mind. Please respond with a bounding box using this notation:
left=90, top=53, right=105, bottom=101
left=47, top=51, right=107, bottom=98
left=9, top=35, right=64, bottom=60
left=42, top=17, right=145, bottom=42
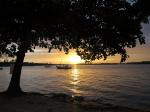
left=68, top=55, right=81, bottom=64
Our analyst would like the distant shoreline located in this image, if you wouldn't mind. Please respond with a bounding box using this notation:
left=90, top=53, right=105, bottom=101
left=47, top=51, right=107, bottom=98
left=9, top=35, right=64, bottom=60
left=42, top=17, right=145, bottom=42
left=0, top=61, right=150, bottom=66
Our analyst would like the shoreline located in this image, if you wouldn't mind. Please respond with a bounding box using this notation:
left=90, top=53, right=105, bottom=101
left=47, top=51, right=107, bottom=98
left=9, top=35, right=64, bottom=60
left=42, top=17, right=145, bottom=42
left=1, top=62, right=150, bottom=67
left=0, top=92, right=149, bottom=112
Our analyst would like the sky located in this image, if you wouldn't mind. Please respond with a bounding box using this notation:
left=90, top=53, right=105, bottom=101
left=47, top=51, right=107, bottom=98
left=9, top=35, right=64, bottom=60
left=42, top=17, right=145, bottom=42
left=1, top=21, right=149, bottom=64
left=22, top=22, right=150, bottom=64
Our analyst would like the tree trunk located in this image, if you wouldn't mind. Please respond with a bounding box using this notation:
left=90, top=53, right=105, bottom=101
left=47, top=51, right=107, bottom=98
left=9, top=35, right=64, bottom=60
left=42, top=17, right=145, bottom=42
left=6, top=48, right=26, bottom=96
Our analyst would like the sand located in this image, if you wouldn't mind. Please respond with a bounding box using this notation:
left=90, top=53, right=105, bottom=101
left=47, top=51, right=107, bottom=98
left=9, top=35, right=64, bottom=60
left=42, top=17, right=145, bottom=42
left=0, top=92, right=149, bottom=112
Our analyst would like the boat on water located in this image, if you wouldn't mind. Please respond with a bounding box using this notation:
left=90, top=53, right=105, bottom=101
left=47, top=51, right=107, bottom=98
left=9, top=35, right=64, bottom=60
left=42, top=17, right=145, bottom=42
left=44, top=65, right=52, bottom=68
left=56, top=64, right=72, bottom=69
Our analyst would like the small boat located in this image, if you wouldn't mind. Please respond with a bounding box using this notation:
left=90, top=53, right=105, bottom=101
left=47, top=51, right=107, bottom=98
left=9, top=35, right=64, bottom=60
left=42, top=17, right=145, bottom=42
left=0, top=67, right=3, bottom=70
left=44, top=65, right=52, bottom=68
left=56, top=64, right=72, bottom=69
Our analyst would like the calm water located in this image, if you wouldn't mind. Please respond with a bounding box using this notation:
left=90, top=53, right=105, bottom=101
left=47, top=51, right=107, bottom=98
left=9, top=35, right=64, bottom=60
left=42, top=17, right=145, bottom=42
left=0, top=64, right=150, bottom=110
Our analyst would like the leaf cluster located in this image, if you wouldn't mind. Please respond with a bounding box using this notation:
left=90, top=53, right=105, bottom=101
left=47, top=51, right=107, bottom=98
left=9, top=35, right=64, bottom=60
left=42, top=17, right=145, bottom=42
left=0, top=0, right=149, bottom=62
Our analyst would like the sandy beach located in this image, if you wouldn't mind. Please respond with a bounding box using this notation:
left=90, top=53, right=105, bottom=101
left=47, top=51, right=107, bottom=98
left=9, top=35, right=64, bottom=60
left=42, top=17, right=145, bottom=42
left=0, top=92, right=149, bottom=112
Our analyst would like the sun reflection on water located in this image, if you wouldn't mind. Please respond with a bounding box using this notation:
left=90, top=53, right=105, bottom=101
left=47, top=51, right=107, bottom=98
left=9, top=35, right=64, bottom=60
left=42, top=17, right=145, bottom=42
left=68, top=68, right=82, bottom=95
left=70, top=68, right=79, bottom=85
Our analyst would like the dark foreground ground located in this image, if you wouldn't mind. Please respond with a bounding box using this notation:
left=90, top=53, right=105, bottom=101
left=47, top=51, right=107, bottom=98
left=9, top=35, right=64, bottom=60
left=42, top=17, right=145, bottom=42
left=0, top=93, right=149, bottom=112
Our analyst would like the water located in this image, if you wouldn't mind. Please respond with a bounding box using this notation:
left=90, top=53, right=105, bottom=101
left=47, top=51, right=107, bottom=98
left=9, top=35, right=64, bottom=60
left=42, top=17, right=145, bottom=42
left=0, top=64, right=150, bottom=111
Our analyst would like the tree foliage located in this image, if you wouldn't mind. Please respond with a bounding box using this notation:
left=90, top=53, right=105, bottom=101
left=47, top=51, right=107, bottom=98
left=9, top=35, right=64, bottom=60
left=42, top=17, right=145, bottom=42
left=0, top=0, right=149, bottom=62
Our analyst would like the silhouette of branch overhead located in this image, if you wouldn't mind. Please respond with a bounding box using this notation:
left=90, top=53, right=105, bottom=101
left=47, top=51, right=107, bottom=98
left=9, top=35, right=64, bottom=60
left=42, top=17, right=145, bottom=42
left=0, top=0, right=149, bottom=62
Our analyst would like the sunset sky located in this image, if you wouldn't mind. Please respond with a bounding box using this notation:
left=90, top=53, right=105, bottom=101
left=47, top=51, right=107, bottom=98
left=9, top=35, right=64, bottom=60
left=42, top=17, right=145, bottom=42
left=1, top=22, right=150, bottom=64
left=23, top=22, right=150, bottom=64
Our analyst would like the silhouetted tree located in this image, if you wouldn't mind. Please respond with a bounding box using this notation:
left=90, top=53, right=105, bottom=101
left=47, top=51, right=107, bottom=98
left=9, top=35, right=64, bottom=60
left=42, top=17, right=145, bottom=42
left=0, top=0, right=149, bottom=96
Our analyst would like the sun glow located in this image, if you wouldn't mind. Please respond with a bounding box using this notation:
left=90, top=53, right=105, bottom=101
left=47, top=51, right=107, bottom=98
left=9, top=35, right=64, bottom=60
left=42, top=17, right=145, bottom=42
left=68, top=55, right=81, bottom=64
